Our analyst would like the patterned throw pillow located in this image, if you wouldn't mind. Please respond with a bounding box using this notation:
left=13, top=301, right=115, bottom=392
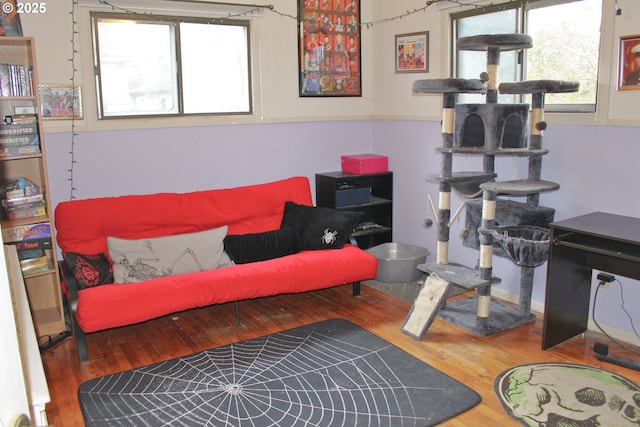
left=63, top=252, right=114, bottom=290
left=107, top=226, right=231, bottom=284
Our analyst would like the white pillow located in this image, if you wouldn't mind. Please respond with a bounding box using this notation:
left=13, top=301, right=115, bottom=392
left=107, top=226, right=231, bottom=284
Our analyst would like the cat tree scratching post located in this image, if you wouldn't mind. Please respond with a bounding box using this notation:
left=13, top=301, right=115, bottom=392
left=493, top=79, right=580, bottom=317
left=412, top=78, right=487, bottom=267
left=412, top=34, right=579, bottom=338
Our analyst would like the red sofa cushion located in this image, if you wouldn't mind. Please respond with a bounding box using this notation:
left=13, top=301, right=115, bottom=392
left=55, top=177, right=313, bottom=257
left=76, top=244, right=375, bottom=332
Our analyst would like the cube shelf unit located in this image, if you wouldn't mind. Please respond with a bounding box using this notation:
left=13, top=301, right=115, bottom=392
left=0, top=37, right=65, bottom=339
left=315, top=171, right=392, bottom=250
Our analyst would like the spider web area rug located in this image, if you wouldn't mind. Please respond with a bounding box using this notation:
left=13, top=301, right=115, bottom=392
left=78, top=318, right=481, bottom=426
left=494, top=362, right=640, bottom=426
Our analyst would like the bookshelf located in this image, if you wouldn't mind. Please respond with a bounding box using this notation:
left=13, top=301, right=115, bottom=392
left=0, top=37, right=65, bottom=339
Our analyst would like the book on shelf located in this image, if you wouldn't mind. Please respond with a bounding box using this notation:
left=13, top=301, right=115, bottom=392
left=9, top=237, right=53, bottom=262
left=3, top=199, right=45, bottom=213
left=2, top=177, right=41, bottom=199
left=0, top=119, right=39, bottom=151
left=4, top=201, right=45, bottom=212
left=9, top=237, right=52, bottom=251
left=0, top=144, right=40, bottom=157
left=2, top=193, right=45, bottom=208
left=0, top=122, right=38, bottom=136
left=1, top=222, right=51, bottom=243
left=2, top=191, right=46, bottom=220
left=19, top=253, right=52, bottom=276
left=0, top=64, right=8, bottom=97
left=4, top=205, right=46, bottom=220
left=0, top=64, right=34, bottom=97
left=0, top=133, right=39, bottom=147
left=17, top=248, right=45, bottom=260
left=4, top=114, right=37, bottom=125
left=7, top=226, right=55, bottom=276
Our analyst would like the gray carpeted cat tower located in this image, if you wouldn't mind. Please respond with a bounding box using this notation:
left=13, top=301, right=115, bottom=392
left=408, top=34, right=579, bottom=337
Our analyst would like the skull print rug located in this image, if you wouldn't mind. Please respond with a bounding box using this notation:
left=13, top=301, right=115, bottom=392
left=494, top=362, right=640, bottom=427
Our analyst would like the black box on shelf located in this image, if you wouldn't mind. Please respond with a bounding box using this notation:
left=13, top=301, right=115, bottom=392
left=335, top=187, right=370, bottom=207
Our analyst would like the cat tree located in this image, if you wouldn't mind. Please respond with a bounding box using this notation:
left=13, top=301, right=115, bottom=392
left=411, top=34, right=579, bottom=337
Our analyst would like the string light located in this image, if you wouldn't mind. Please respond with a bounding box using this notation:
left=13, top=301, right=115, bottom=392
left=94, top=0, right=495, bottom=27
left=68, top=0, right=79, bottom=200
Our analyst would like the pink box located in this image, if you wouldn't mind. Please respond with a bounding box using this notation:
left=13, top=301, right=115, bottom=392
left=341, top=154, right=388, bottom=175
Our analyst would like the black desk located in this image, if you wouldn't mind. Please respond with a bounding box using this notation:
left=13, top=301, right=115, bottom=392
left=542, top=212, right=640, bottom=350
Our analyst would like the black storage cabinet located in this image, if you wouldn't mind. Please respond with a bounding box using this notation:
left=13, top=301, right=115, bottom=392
left=315, top=171, right=392, bottom=249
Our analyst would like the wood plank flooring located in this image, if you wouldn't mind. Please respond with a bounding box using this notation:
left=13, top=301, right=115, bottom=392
left=41, top=284, right=640, bottom=426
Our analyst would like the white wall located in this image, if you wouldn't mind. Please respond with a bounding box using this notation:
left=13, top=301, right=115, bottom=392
left=0, top=247, right=32, bottom=426
left=370, top=2, right=445, bottom=122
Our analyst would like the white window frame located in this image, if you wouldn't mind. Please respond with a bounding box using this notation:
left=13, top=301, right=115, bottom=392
left=91, top=12, right=252, bottom=119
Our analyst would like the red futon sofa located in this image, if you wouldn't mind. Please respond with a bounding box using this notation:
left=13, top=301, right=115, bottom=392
left=55, top=177, right=377, bottom=361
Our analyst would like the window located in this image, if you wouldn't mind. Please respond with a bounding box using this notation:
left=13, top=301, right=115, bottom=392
left=92, top=13, right=252, bottom=119
left=451, top=0, right=602, bottom=112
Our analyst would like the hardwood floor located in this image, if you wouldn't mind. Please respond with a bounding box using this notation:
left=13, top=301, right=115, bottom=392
left=42, top=284, right=640, bottom=426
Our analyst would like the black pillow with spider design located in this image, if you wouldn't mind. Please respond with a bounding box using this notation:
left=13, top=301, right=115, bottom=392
left=280, top=201, right=363, bottom=250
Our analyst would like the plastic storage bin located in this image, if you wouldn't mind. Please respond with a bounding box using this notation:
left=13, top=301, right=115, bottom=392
left=366, top=242, right=430, bottom=282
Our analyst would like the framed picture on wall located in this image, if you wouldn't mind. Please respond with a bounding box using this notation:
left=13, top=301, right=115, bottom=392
left=618, top=34, right=640, bottom=90
left=298, top=0, right=361, bottom=97
left=395, top=31, right=429, bottom=73
left=39, top=84, right=84, bottom=120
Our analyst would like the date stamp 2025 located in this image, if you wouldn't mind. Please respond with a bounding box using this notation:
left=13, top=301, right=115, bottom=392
left=3, top=2, right=47, bottom=15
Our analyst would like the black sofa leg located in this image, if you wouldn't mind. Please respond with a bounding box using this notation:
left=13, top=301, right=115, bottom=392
left=352, top=281, right=361, bottom=296
left=70, top=304, right=88, bottom=362
left=76, top=327, right=89, bottom=362
left=235, top=301, right=241, bottom=326
left=60, top=286, right=88, bottom=362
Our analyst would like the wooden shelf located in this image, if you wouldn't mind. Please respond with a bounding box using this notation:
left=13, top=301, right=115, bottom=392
left=0, top=37, right=65, bottom=339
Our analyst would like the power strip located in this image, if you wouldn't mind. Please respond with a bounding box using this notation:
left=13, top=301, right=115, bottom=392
left=593, top=342, right=640, bottom=372
left=597, top=272, right=615, bottom=283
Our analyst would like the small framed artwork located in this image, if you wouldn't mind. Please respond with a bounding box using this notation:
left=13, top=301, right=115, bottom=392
left=395, top=31, right=429, bottom=74
left=39, top=84, right=84, bottom=120
left=618, top=34, right=640, bottom=90
left=298, top=0, right=362, bottom=97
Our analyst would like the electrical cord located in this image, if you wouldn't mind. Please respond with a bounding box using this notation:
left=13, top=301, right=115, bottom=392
left=38, top=330, right=72, bottom=353
left=592, top=278, right=640, bottom=356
